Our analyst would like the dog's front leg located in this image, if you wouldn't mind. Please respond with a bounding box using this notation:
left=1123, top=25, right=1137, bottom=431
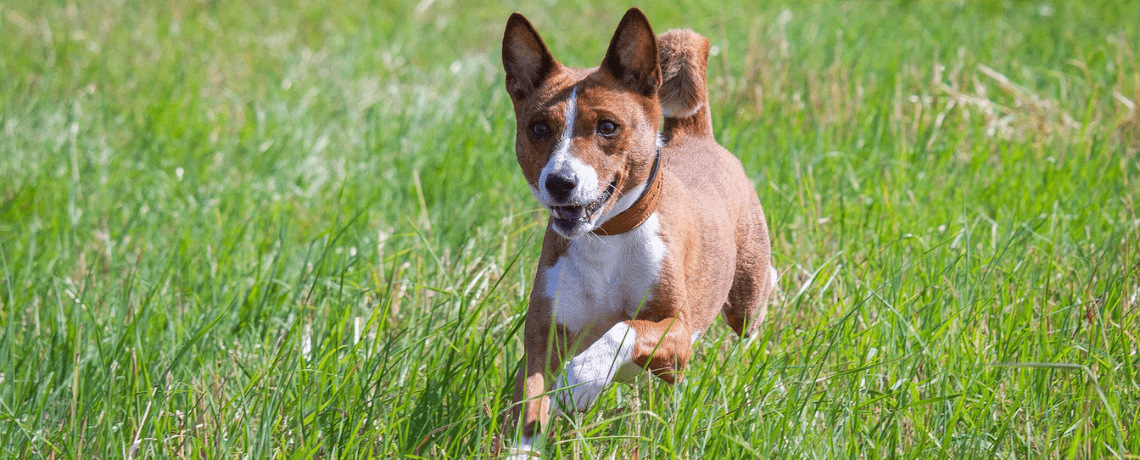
left=556, top=317, right=693, bottom=412
left=511, top=324, right=570, bottom=455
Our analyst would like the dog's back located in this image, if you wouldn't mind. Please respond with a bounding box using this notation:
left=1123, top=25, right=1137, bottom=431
left=657, top=29, right=774, bottom=337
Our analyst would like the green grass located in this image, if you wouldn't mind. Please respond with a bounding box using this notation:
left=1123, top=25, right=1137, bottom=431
left=1, top=0, right=1138, bottom=458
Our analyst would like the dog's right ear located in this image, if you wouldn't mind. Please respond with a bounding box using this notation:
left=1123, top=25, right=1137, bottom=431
left=502, top=13, right=557, bottom=102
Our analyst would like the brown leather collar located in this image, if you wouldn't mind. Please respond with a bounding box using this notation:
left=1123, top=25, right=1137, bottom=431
left=592, top=146, right=663, bottom=236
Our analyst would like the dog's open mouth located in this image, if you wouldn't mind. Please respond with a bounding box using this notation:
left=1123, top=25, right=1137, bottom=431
left=549, top=179, right=617, bottom=226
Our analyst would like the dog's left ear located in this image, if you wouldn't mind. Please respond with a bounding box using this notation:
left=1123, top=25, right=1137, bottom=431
left=601, top=8, right=660, bottom=97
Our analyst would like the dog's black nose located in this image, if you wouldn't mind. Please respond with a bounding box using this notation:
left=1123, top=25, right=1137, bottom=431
left=545, top=174, right=577, bottom=201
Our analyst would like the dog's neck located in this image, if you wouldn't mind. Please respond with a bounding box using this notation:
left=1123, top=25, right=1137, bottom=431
left=592, top=145, right=663, bottom=236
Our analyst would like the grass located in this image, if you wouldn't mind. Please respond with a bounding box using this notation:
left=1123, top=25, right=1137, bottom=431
left=1, top=0, right=1138, bottom=458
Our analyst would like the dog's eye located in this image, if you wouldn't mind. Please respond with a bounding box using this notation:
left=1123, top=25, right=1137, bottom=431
left=597, top=120, right=618, bottom=136
left=530, top=122, right=551, bottom=139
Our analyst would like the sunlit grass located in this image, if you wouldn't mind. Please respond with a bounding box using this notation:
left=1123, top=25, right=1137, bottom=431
left=1, top=1, right=1137, bottom=458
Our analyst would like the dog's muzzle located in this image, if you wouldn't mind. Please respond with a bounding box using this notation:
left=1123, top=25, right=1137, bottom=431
left=548, top=179, right=617, bottom=229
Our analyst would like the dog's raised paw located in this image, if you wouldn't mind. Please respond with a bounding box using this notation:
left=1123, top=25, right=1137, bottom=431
left=554, top=323, right=637, bottom=412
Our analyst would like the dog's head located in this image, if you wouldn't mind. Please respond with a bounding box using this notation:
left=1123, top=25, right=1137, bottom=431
left=502, top=8, right=662, bottom=239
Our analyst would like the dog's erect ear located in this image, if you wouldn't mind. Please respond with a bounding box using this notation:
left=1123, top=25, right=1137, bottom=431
left=600, top=8, right=660, bottom=97
left=503, top=13, right=557, bottom=102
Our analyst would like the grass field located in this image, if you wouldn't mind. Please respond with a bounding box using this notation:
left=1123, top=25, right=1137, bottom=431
left=2, top=0, right=1138, bottom=458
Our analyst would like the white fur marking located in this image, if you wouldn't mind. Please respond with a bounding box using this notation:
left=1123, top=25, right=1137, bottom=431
left=662, top=101, right=703, bottom=119
left=554, top=322, right=637, bottom=412
left=597, top=182, right=645, bottom=224
left=508, top=436, right=537, bottom=459
left=544, top=213, right=666, bottom=333
left=597, top=133, right=663, bottom=223
left=537, top=86, right=599, bottom=206
left=769, top=265, right=779, bottom=288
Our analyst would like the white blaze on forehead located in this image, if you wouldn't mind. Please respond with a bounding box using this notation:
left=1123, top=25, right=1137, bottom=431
left=558, top=86, right=578, bottom=150
left=538, top=85, right=599, bottom=205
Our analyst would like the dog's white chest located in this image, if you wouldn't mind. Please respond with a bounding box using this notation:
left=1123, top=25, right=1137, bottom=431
left=543, top=214, right=666, bottom=333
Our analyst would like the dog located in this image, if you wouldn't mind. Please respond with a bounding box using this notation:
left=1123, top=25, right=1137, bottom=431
left=501, top=7, right=776, bottom=454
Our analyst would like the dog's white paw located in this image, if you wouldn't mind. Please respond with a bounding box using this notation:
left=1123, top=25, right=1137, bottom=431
left=506, top=436, right=539, bottom=459
left=555, top=365, right=608, bottom=413
left=554, top=323, right=636, bottom=412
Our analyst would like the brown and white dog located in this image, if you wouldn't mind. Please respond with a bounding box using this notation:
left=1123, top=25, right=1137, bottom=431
left=502, top=8, right=776, bottom=453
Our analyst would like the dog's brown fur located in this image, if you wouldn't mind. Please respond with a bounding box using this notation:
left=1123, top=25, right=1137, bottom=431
left=502, top=8, right=774, bottom=445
